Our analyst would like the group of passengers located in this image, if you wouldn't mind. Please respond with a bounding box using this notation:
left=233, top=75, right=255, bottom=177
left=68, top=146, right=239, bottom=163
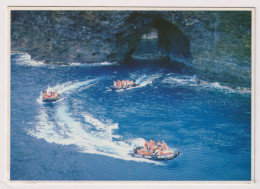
left=137, top=139, right=169, bottom=155
left=113, top=80, right=135, bottom=88
left=43, top=90, right=59, bottom=99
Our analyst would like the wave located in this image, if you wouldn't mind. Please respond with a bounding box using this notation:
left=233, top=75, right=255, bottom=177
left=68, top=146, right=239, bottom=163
left=12, top=52, right=118, bottom=67
left=69, top=62, right=119, bottom=67
left=12, top=53, right=46, bottom=67
left=162, top=73, right=251, bottom=94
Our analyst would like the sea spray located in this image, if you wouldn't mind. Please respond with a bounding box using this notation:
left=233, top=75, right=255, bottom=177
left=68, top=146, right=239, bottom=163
left=28, top=103, right=163, bottom=165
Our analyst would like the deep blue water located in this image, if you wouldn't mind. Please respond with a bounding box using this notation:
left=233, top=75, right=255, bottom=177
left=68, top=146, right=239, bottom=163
left=10, top=53, right=251, bottom=181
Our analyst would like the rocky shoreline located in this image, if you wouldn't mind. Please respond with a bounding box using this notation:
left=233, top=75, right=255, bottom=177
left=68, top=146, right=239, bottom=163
left=11, top=10, right=252, bottom=88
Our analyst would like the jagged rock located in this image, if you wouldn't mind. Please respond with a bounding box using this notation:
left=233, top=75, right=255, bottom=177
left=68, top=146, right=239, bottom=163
left=11, top=10, right=251, bottom=88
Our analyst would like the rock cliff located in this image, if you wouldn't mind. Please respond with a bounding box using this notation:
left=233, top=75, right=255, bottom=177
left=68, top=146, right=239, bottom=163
left=11, top=10, right=251, bottom=88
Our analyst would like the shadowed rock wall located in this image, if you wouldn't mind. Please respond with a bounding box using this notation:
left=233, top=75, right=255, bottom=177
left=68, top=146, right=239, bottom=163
left=11, top=10, right=251, bottom=88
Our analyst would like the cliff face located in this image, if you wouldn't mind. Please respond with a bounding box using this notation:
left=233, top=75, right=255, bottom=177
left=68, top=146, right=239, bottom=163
left=11, top=10, right=251, bottom=88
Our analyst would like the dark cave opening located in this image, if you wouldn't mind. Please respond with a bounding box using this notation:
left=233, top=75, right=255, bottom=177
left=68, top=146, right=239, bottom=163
left=120, top=14, right=192, bottom=66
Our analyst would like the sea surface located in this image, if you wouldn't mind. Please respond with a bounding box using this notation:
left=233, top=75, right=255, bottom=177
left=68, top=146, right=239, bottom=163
left=10, top=53, right=251, bottom=181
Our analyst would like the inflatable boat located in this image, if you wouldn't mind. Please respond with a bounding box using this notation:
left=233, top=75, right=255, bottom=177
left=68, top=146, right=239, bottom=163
left=110, top=84, right=138, bottom=90
left=130, top=147, right=180, bottom=161
left=42, top=91, right=60, bottom=102
left=42, top=96, right=60, bottom=102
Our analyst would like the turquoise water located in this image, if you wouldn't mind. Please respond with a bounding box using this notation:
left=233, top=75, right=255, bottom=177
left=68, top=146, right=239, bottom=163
left=11, top=53, right=251, bottom=180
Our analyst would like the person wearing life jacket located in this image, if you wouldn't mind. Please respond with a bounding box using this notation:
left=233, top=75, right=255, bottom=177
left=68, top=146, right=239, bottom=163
left=47, top=91, right=52, bottom=98
left=137, top=148, right=142, bottom=154
left=43, top=91, right=48, bottom=99
left=53, top=90, right=59, bottom=98
left=154, top=147, right=162, bottom=155
left=162, top=140, right=168, bottom=151
left=149, top=139, right=156, bottom=152
left=150, top=139, right=155, bottom=147
left=117, top=80, right=121, bottom=87
left=142, top=147, right=148, bottom=155
left=144, top=140, right=149, bottom=148
left=157, top=141, right=162, bottom=148
left=113, top=81, right=117, bottom=86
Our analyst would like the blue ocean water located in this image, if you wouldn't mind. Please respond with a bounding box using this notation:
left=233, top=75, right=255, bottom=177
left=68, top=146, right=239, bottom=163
left=10, top=53, right=251, bottom=181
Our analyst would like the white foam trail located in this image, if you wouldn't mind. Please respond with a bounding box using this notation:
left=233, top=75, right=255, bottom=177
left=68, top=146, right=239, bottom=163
left=134, top=73, right=163, bottom=88
left=82, top=113, right=121, bottom=139
left=162, top=73, right=251, bottom=94
left=56, top=79, right=97, bottom=94
left=162, top=74, right=198, bottom=86
left=37, top=79, right=98, bottom=104
left=27, top=108, right=62, bottom=142
left=198, top=80, right=250, bottom=94
left=69, top=61, right=119, bottom=67
left=13, top=53, right=118, bottom=67
left=28, top=103, right=163, bottom=165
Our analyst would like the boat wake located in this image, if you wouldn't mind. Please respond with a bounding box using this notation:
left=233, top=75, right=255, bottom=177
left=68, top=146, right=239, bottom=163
left=107, top=73, right=162, bottom=92
left=162, top=73, right=251, bottom=94
left=134, top=73, right=162, bottom=88
left=37, top=79, right=98, bottom=104
left=30, top=63, right=248, bottom=166
left=32, top=79, right=164, bottom=165
left=28, top=103, right=163, bottom=165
